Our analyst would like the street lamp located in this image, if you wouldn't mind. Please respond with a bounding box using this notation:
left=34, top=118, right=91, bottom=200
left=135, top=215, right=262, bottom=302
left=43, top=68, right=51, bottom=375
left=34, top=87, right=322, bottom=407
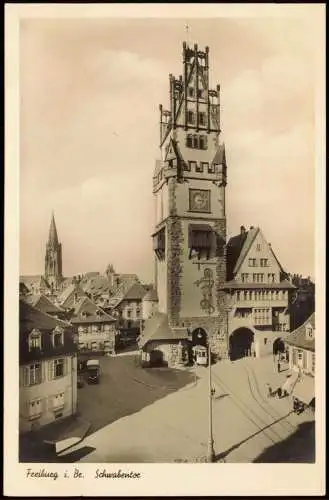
left=207, top=320, right=215, bottom=463
left=197, top=315, right=215, bottom=462
left=194, top=267, right=216, bottom=462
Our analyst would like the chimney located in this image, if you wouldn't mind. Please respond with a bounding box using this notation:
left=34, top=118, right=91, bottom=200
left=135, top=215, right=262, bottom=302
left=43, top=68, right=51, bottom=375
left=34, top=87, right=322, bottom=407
left=240, top=225, right=246, bottom=235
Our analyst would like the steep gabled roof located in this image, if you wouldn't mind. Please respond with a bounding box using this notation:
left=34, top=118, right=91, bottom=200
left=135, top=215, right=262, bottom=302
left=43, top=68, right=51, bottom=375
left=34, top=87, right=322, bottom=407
left=212, top=143, right=226, bottom=165
left=120, top=282, right=147, bottom=301
left=57, top=283, right=86, bottom=308
left=22, top=294, right=65, bottom=314
left=138, top=312, right=188, bottom=348
left=233, top=227, right=259, bottom=275
left=285, top=313, right=315, bottom=351
left=70, top=296, right=116, bottom=323
left=20, top=300, right=71, bottom=333
left=143, top=286, right=158, bottom=302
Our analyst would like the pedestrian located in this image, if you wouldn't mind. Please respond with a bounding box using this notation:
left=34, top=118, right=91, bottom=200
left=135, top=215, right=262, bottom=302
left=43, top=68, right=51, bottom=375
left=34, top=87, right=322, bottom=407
left=266, top=383, right=272, bottom=398
left=277, top=360, right=281, bottom=373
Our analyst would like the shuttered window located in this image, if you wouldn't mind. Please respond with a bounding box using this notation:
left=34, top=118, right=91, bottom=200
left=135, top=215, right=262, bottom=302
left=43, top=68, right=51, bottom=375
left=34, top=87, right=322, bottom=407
left=23, top=363, right=43, bottom=386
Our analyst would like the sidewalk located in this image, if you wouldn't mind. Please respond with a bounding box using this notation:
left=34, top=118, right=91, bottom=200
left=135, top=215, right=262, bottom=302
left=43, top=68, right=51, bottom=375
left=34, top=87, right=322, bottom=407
left=20, top=415, right=91, bottom=461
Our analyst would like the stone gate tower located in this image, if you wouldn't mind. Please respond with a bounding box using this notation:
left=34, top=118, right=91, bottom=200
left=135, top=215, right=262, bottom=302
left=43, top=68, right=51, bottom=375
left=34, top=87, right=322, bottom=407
left=150, top=42, right=228, bottom=360
left=44, top=212, right=63, bottom=291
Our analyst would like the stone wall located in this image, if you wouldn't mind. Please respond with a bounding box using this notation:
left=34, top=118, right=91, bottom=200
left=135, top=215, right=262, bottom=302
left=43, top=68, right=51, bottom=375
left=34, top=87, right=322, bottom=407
left=167, top=178, right=184, bottom=327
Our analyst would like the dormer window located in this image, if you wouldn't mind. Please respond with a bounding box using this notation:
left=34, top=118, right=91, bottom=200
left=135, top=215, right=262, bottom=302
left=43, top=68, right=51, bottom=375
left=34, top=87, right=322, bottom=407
left=96, top=309, right=103, bottom=317
left=306, top=324, right=314, bottom=340
left=28, top=329, right=42, bottom=351
left=81, top=311, right=88, bottom=319
left=52, top=326, right=64, bottom=348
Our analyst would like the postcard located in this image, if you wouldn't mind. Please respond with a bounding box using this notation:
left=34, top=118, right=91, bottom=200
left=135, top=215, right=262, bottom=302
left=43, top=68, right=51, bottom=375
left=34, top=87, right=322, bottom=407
left=4, top=3, right=326, bottom=497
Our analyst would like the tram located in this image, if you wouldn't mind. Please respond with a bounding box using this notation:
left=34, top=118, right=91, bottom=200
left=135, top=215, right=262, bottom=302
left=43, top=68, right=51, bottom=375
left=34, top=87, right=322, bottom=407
left=193, top=345, right=208, bottom=366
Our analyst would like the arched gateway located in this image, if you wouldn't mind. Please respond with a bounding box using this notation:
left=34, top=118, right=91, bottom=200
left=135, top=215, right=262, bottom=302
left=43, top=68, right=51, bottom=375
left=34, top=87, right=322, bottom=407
left=273, top=337, right=285, bottom=355
left=229, top=328, right=254, bottom=361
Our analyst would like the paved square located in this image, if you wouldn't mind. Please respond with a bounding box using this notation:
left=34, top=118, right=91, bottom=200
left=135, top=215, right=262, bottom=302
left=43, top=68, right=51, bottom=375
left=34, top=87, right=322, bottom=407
left=61, top=354, right=315, bottom=463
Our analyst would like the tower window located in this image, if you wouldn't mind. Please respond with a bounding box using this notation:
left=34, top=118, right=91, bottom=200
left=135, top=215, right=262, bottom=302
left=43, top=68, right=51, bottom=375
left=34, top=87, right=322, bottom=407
left=208, top=164, right=215, bottom=174
left=186, top=135, right=193, bottom=148
left=188, top=161, right=197, bottom=171
left=199, top=112, right=206, bottom=126
left=187, top=110, right=195, bottom=124
left=201, top=162, right=209, bottom=171
left=199, top=135, right=208, bottom=150
left=153, top=227, right=166, bottom=260
left=195, top=163, right=203, bottom=173
left=197, top=89, right=204, bottom=99
left=188, top=224, right=213, bottom=260
left=188, top=87, right=195, bottom=97
left=193, top=135, right=199, bottom=148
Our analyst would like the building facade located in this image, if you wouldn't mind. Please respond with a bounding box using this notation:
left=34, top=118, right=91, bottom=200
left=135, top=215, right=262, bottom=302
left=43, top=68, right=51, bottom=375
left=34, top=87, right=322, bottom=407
left=69, top=296, right=117, bottom=355
left=285, top=313, right=315, bottom=409
left=222, top=226, right=296, bottom=359
left=140, top=41, right=228, bottom=366
left=19, top=300, right=78, bottom=434
left=286, top=313, right=315, bottom=376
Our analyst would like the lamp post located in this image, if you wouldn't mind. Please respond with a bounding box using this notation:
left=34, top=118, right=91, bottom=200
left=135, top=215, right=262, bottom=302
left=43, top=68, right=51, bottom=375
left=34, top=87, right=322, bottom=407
left=207, top=326, right=215, bottom=462
left=195, top=268, right=216, bottom=462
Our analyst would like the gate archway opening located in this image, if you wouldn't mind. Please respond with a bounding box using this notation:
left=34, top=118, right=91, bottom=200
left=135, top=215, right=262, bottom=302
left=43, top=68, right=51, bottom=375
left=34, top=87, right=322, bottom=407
left=229, top=328, right=254, bottom=361
left=273, top=337, right=285, bottom=356
left=149, top=349, right=167, bottom=367
left=191, top=327, right=208, bottom=347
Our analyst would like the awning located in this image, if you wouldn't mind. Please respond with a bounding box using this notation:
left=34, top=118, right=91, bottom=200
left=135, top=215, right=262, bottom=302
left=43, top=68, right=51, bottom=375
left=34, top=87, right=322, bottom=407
left=292, top=376, right=315, bottom=405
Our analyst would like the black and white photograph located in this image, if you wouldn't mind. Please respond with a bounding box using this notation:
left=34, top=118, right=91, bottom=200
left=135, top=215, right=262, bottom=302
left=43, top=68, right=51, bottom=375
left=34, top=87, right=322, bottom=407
left=4, top=3, right=325, bottom=497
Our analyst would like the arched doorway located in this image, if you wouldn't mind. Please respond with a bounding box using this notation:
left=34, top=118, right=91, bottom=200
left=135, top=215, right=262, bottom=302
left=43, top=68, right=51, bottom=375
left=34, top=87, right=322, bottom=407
left=191, top=327, right=208, bottom=347
left=190, top=327, right=208, bottom=365
left=149, top=349, right=167, bottom=367
left=229, top=328, right=254, bottom=361
left=273, top=337, right=285, bottom=356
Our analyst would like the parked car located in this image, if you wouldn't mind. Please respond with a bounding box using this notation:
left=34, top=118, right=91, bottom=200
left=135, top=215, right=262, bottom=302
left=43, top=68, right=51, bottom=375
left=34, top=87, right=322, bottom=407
left=86, top=359, right=101, bottom=384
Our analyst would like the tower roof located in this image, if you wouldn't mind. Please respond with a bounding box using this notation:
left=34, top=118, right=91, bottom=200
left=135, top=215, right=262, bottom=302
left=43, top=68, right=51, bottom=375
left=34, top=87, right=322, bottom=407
left=48, top=212, right=59, bottom=246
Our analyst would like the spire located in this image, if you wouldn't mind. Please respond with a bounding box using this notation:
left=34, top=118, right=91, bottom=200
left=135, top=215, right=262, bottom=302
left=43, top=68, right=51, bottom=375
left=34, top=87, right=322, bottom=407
left=48, top=211, right=59, bottom=246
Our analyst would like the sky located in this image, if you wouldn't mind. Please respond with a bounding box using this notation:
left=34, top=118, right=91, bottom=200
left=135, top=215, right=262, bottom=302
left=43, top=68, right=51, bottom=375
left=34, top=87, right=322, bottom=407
left=19, top=14, right=319, bottom=283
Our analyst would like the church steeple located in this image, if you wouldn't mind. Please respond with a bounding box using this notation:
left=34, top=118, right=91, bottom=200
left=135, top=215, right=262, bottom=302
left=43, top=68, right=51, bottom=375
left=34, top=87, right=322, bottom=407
left=45, top=212, right=63, bottom=291
left=48, top=211, right=59, bottom=247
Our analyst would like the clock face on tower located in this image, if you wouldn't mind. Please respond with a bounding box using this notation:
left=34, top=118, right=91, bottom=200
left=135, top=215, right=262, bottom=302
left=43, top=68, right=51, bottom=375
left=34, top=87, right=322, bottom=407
left=189, top=189, right=211, bottom=213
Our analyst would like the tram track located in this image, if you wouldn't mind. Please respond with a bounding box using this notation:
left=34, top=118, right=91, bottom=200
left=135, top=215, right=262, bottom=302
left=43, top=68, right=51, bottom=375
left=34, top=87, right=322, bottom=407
left=244, top=362, right=296, bottom=434
left=211, top=370, right=283, bottom=445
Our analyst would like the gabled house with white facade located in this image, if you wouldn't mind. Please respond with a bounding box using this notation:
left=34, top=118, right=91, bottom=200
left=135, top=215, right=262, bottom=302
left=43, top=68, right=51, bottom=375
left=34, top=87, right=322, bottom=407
left=221, top=225, right=296, bottom=359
